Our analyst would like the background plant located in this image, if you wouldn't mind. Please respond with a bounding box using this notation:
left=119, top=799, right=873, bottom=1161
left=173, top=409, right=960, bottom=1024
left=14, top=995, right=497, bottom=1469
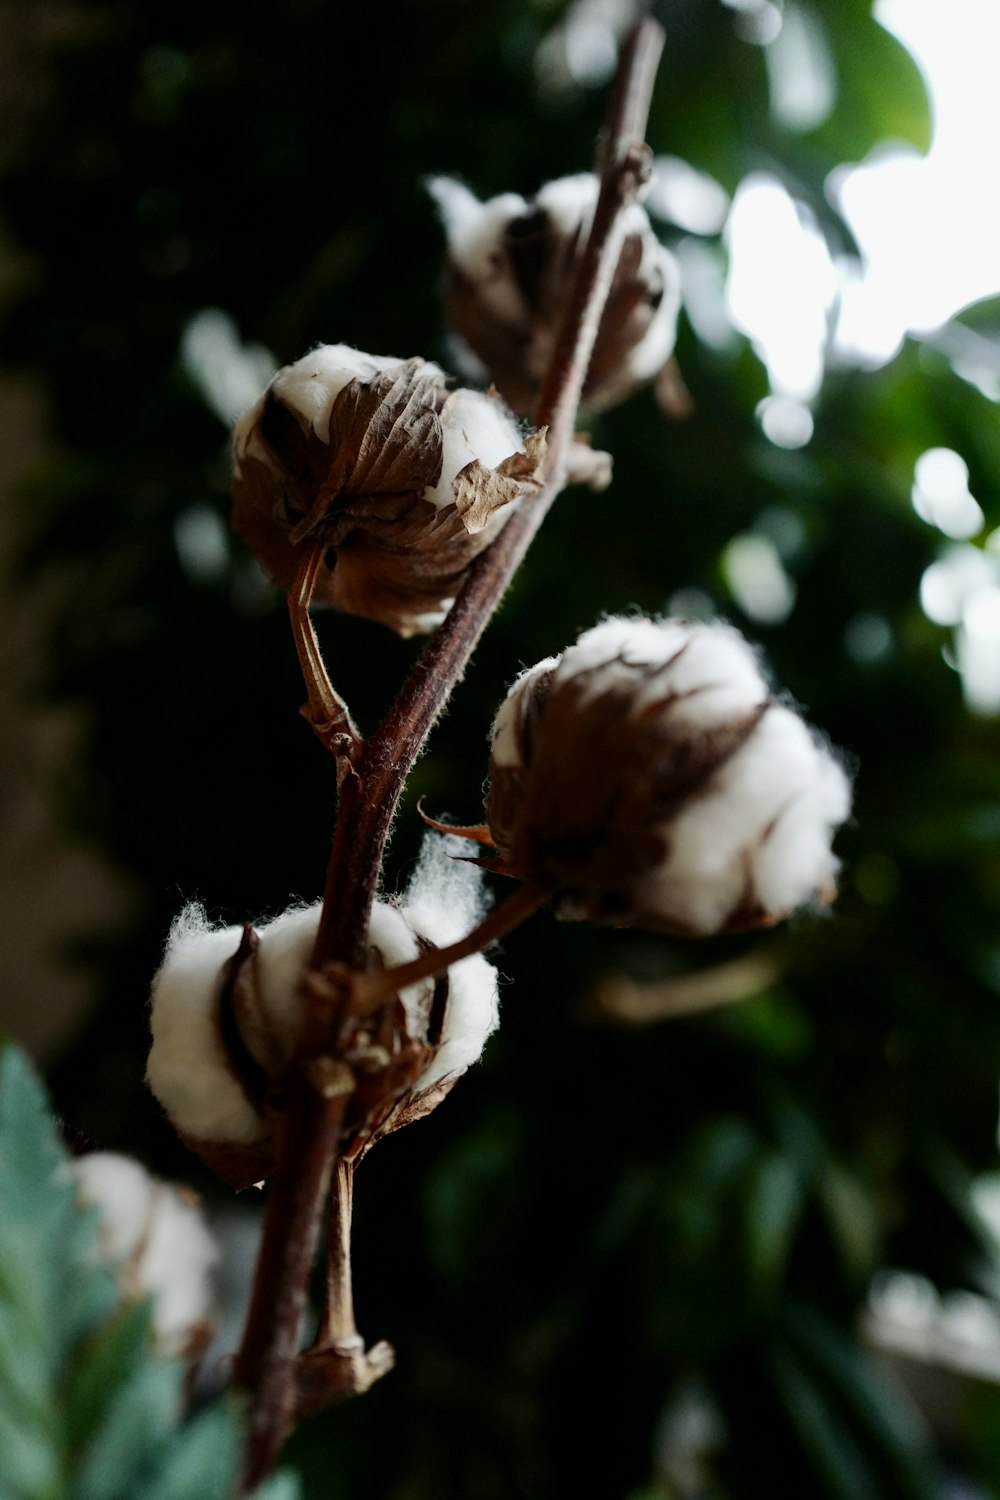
left=4, top=2, right=1000, bottom=1497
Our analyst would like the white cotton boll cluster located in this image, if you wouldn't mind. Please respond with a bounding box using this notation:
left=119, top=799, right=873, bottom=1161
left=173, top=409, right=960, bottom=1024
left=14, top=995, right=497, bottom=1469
left=401, top=833, right=500, bottom=1093
left=421, top=388, right=526, bottom=512
left=486, top=615, right=853, bottom=936
left=72, top=1153, right=218, bottom=1358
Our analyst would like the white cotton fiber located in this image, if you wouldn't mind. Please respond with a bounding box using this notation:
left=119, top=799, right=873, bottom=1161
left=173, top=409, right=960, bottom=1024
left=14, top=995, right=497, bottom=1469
left=73, top=1152, right=219, bottom=1357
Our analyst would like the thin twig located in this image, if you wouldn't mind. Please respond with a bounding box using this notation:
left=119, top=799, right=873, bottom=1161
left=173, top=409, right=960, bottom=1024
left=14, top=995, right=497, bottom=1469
left=329, top=882, right=549, bottom=1018
left=233, top=19, right=666, bottom=1488
left=287, top=544, right=360, bottom=749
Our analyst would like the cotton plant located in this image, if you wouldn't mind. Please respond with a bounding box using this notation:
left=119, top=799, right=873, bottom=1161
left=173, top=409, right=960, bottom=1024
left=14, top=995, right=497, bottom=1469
left=135, top=20, right=854, bottom=1492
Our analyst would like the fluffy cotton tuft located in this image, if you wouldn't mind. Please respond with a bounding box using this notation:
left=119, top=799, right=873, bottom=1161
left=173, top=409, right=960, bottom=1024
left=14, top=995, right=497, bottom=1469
left=423, top=388, right=525, bottom=512
left=147, top=905, right=264, bottom=1146
left=486, top=615, right=852, bottom=936
left=73, top=1153, right=218, bottom=1357
left=402, top=833, right=500, bottom=1092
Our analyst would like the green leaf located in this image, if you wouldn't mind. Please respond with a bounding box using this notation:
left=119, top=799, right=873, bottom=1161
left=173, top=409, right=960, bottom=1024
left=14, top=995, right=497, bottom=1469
left=65, top=1300, right=157, bottom=1453
left=767, top=1340, right=881, bottom=1500
left=140, top=1401, right=243, bottom=1500
left=0, top=1047, right=259, bottom=1500
left=72, top=1360, right=183, bottom=1500
left=744, top=1151, right=805, bottom=1295
left=256, top=1474, right=304, bottom=1500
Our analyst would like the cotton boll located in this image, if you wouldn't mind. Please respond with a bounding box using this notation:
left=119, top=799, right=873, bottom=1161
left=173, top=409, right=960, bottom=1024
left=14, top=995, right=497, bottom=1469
left=485, top=614, right=852, bottom=935
left=73, top=1153, right=218, bottom=1358
left=232, top=344, right=541, bottom=637
left=147, top=906, right=265, bottom=1146
left=432, top=172, right=681, bottom=417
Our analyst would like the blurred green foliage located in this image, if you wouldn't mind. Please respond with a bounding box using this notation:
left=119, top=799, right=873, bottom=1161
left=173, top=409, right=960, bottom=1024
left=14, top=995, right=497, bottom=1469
left=4, top=0, right=1000, bottom=1495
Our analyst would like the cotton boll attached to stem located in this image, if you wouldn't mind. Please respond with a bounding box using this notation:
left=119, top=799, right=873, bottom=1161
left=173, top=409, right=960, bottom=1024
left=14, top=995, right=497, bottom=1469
left=485, top=615, right=852, bottom=935
left=430, top=172, right=682, bottom=418
left=147, top=873, right=501, bottom=1185
left=231, top=345, right=545, bottom=637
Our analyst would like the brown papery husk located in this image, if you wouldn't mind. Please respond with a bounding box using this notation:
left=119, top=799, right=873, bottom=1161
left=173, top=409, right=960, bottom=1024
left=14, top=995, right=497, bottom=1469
left=231, top=359, right=447, bottom=594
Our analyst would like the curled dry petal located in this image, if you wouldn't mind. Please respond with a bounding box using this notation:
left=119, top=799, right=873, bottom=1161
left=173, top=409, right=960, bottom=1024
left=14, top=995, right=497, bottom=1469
left=232, top=346, right=542, bottom=636
left=486, top=617, right=852, bottom=936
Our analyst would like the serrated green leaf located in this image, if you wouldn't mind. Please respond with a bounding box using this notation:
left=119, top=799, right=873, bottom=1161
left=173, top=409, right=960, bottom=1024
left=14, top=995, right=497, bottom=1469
left=65, top=1299, right=156, bottom=1453
left=71, top=1359, right=183, bottom=1500
left=140, top=1400, right=242, bottom=1500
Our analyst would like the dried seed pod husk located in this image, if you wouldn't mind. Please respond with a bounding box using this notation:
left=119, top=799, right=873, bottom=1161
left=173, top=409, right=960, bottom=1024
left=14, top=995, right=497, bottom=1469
left=232, top=346, right=544, bottom=636
left=486, top=617, right=852, bottom=936
left=429, top=173, right=681, bottom=418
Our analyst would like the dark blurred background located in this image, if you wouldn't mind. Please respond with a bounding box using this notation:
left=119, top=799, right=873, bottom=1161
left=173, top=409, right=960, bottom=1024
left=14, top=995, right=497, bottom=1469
left=4, top=0, right=1000, bottom=1495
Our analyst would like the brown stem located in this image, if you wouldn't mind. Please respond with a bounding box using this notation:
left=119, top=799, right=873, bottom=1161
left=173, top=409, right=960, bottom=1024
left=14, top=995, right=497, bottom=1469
left=320, top=1159, right=356, bottom=1348
left=288, top=544, right=360, bottom=749
left=309, top=40, right=661, bottom=967
left=234, top=20, right=666, bottom=1487
left=235, top=1083, right=349, bottom=1493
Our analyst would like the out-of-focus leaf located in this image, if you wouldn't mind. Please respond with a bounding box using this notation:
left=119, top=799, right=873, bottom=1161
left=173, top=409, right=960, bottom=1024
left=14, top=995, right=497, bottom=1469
left=745, top=1152, right=805, bottom=1295
left=140, top=1401, right=244, bottom=1500
left=768, top=1339, right=881, bottom=1500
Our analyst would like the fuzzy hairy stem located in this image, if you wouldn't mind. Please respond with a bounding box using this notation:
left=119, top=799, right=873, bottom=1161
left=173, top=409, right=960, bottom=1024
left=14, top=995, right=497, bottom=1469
left=234, top=19, right=665, bottom=1488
